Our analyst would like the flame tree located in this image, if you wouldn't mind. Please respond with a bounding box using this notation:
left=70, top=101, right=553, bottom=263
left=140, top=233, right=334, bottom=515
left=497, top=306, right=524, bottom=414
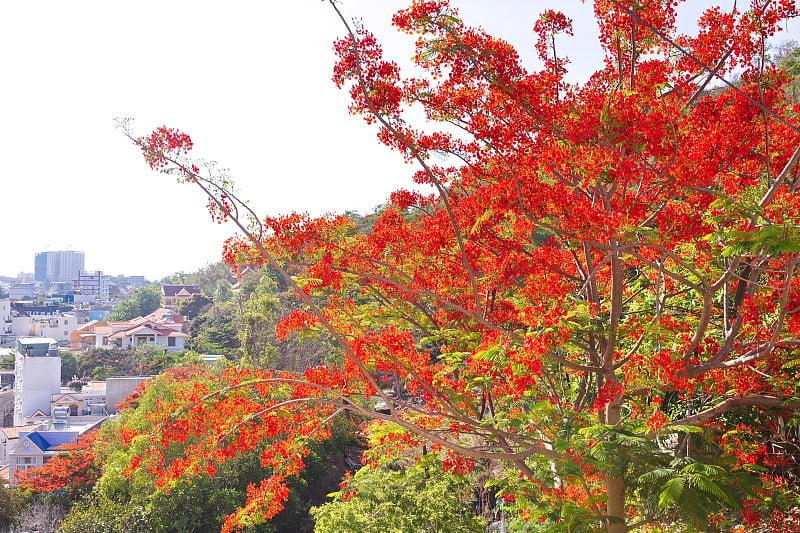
left=120, top=1, right=800, bottom=531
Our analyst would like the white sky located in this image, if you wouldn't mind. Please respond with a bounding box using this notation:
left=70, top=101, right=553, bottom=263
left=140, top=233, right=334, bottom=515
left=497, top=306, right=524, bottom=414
left=0, top=1, right=795, bottom=281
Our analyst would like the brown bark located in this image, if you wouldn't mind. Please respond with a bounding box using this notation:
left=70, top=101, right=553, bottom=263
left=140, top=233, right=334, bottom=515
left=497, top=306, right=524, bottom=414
left=605, top=400, right=626, bottom=533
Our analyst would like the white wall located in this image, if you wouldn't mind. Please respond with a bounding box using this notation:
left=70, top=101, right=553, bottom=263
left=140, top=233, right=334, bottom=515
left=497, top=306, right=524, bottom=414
left=0, top=300, right=10, bottom=335
left=14, top=355, right=61, bottom=425
left=11, top=315, right=78, bottom=342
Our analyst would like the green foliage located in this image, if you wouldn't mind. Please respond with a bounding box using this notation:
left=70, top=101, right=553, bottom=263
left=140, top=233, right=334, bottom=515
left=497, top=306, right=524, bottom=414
left=58, top=367, right=358, bottom=533
left=775, top=40, right=800, bottom=102
left=239, top=274, right=280, bottom=368
left=60, top=350, right=80, bottom=383
left=311, top=443, right=483, bottom=533
left=73, top=346, right=194, bottom=380
left=110, top=285, right=162, bottom=320
left=185, top=301, right=240, bottom=355
left=162, top=262, right=235, bottom=297
left=0, top=351, right=14, bottom=370
left=0, top=483, right=24, bottom=533
left=176, top=293, right=213, bottom=320
left=636, top=456, right=756, bottom=530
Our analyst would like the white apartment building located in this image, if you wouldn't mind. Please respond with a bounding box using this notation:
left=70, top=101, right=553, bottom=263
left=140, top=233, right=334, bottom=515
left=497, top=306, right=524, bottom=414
left=9, top=302, right=78, bottom=344
left=13, top=338, right=61, bottom=426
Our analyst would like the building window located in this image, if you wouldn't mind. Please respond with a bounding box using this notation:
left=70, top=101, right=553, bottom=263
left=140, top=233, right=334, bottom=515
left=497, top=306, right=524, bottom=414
left=16, top=457, right=33, bottom=464
left=168, top=337, right=176, bottom=347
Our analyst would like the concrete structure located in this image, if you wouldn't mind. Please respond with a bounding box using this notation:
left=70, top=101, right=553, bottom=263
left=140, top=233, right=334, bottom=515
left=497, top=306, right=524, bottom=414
left=106, top=376, right=150, bottom=414
left=8, top=283, right=36, bottom=300
left=13, top=338, right=61, bottom=426
left=34, top=250, right=85, bottom=283
left=50, top=381, right=107, bottom=416
left=72, top=271, right=110, bottom=303
left=9, top=303, right=78, bottom=343
left=1, top=299, right=10, bottom=334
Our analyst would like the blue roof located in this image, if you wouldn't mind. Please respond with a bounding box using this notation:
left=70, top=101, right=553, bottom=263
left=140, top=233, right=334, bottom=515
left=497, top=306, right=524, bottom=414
left=25, top=432, right=50, bottom=452
left=20, top=431, right=79, bottom=452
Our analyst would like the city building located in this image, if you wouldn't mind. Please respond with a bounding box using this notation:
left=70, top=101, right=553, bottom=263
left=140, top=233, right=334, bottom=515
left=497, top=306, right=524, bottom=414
left=13, top=338, right=61, bottom=426
left=1, top=299, right=11, bottom=343
left=9, top=302, right=78, bottom=343
left=105, top=376, right=150, bottom=414
left=72, top=270, right=110, bottom=304
left=8, top=283, right=37, bottom=300
left=34, top=250, right=85, bottom=283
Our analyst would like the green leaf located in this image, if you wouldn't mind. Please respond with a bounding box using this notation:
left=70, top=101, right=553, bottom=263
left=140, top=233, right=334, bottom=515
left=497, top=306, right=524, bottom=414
left=658, top=477, right=685, bottom=509
left=662, top=424, right=704, bottom=434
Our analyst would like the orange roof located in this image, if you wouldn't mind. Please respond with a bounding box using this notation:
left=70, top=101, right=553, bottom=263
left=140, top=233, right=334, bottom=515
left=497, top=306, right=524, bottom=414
left=1, top=424, right=42, bottom=440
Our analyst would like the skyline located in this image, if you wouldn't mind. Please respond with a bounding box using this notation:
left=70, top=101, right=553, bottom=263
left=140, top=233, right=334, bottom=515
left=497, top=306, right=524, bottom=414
left=0, top=1, right=794, bottom=280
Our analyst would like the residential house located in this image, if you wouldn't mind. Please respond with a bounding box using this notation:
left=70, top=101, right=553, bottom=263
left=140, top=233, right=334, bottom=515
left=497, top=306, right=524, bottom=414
left=161, top=285, right=202, bottom=309
left=7, top=430, right=78, bottom=481
left=5, top=415, right=104, bottom=482
left=0, top=424, right=41, bottom=465
left=69, top=320, right=106, bottom=350
left=81, top=308, right=186, bottom=353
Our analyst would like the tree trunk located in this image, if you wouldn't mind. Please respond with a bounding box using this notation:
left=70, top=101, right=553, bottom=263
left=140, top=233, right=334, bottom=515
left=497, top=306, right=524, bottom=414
left=606, top=473, right=626, bottom=533
left=605, top=400, right=626, bottom=533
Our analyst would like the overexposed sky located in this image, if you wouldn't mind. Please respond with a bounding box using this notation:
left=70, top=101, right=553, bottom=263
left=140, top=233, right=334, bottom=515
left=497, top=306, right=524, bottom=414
left=0, top=1, right=794, bottom=280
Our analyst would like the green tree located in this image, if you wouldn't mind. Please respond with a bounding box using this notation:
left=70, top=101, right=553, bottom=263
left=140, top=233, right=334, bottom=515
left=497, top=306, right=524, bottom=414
left=176, top=293, right=213, bottom=320
left=0, top=352, right=14, bottom=370
left=0, top=483, right=24, bottom=533
left=186, top=301, right=240, bottom=355
left=312, top=423, right=483, bottom=533
left=775, top=40, right=800, bottom=103
left=60, top=351, right=80, bottom=384
left=110, top=285, right=162, bottom=320
left=57, top=366, right=356, bottom=533
left=214, top=279, right=234, bottom=303
left=162, top=262, right=234, bottom=297
left=239, top=274, right=280, bottom=368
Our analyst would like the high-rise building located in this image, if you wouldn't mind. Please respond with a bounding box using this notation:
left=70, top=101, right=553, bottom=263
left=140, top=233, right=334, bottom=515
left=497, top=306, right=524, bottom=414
left=34, top=251, right=85, bottom=283
left=72, top=271, right=109, bottom=303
